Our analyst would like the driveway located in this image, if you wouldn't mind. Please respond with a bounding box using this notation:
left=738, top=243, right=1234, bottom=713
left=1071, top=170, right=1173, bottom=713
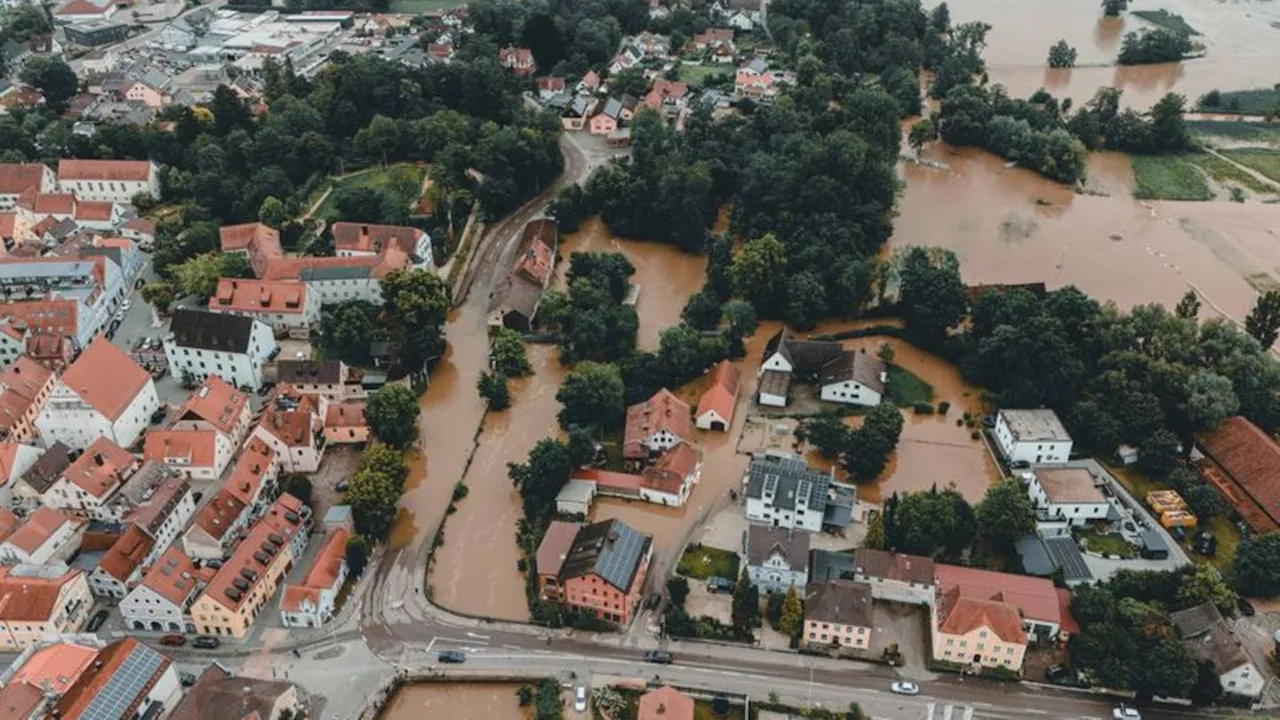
left=870, top=603, right=931, bottom=680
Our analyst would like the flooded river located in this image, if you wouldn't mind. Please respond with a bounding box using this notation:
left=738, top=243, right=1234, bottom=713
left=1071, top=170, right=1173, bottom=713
left=380, top=683, right=526, bottom=720
left=943, top=0, right=1280, bottom=109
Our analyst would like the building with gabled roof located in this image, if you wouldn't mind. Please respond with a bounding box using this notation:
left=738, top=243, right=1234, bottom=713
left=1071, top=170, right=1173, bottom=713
left=120, top=545, right=205, bottom=634
left=35, top=337, right=159, bottom=450
left=168, top=664, right=300, bottom=720
left=623, top=388, right=692, bottom=460
left=0, top=356, right=55, bottom=444
left=208, top=278, right=319, bottom=340
left=331, top=222, right=431, bottom=267
left=144, top=428, right=232, bottom=482
left=39, top=436, right=139, bottom=520
left=0, top=442, right=42, bottom=508
left=744, top=453, right=846, bottom=533
left=10, top=441, right=73, bottom=508
left=218, top=222, right=283, bottom=278
left=0, top=507, right=86, bottom=565
left=88, top=524, right=153, bottom=598
left=803, top=580, right=873, bottom=651
left=1197, top=416, right=1280, bottom=534
left=818, top=350, right=886, bottom=407
left=117, top=462, right=194, bottom=559
left=696, top=359, right=740, bottom=431
left=0, top=163, right=55, bottom=211
left=56, top=159, right=158, bottom=203
left=745, top=523, right=810, bottom=594
left=0, top=565, right=92, bottom=651
left=170, top=374, right=253, bottom=447
left=54, top=637, right=182, bottom=720
left=533, top=518, right=652, bottom=625
left=251, top=388, right=324, bottom=473
left=1169, top=601, right=1264, bottom=699
left=638, top=686, right=694, bottom=720
left=164, top=308, right=278, bottom=391
left=181, top=488, right=248, bottom=562
left=279, top=527, right=349, bottom=628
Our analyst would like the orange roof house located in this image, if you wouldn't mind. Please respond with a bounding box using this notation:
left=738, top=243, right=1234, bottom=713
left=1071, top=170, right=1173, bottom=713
left=279, top=527, right=350, bottom=627
left=638, top=686, right=694, bottom=720
left=696, top=360, right=740, bottom=431
left=40, top=337, right=156, bottom=450
left=623, top=388, right=692, bottom=459
left=136, top=546, right=204, bottom=610
left=218, top=223, right=282, bottom=277
left=1, top=506, right=85, bottom=564
left=0, top=356, right=55, bottom=443
left=9, top=641, right=97, bottom=696
left=210, top=278, right=308, bottom=315
left=143, top=429, right=225, bottom=479
left=59, top=436, right=138, bottom=500
left=56, top=159, right=151, bottom=183
left=933, top=564, right=1068, bottom=638
left=0, top=163, right=51, bottom=197
left=54, top=638, right=174, bottom=720
left=330, top=222, right=424, bottom=257
left=1197, top=416, right=1280, bottom=533
left=171, top=375, right=251, bottom=440
left=94, top=524, right=154, bottom=591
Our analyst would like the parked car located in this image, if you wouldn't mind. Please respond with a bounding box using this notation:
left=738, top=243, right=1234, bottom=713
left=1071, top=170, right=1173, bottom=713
left=121, top=300, right=132, bottom=311
left=86, top=610, right=109, bottom=632
left=706, top=576, right=733, bottom=593
left=437, top=650, right=466, bottom=663
left=180, top=672, right=197, bottom=687
left=574, top=686, right=587, bottom=712
left=643, top=651, right=673, bottom=664
left=191, top=635, right=220, bottom=649
left=335, top=480, right=349, bottom=492
left=890, top=682, right=919, bottom=696
left=1112, top=706, right=1141, bottom=720
left=159, top=635, right=186, bottom=647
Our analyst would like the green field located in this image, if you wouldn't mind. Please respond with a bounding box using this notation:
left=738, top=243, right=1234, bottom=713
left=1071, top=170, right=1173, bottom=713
left=1077, top=528, right=1137, bottom=559
left=886, top=365, right=934, bottom=406
left=1188, top=120, right=1280, bottom=145
left=678, top=63, right=730, bottom=87
left=1130, top=154, right=1213, bottom=201
left=1192, top=152, right=1277, bottom=195
left=388, top=0, right=463, bottom=12
left=677, top=545, right=740, bottom=580
left=1130, top=9, right=1200, bottom=36
left=1220, top=148, right=1280, bottom=184
left=312, top=163, right=425, bottom=220
left=1197, top=88, right=1280, bottom=115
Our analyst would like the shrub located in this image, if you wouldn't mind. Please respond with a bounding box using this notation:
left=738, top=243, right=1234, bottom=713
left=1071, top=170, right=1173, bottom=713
left=913, top=402, right=935, bottom=414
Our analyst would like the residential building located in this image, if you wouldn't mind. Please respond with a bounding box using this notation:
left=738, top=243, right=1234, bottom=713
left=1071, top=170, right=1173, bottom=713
left=568, top=442, right=701, bottom=509
left=744, top=453, right=841, bottom=533
left=589, top=98, right=622, bottom=135
left=803, top=580, right=873, bottom=651
left=0, top=507, right=86, bottom=564
left=0, top=163, right=55, bottom=211
left=0, top=443, right=42, bottom=507
left=123, top=71, right=174, bottom=109
left=190, top=494, right=310, bottom=638
left=623, top=388, right=692, bottom=460
left=35, top=337, right=159, bottom=450
left=279, top=527, right=349, bottom=628
left=1023, top=467, right=1109, bottom=527
left=0, top=565, right=91, bottom=651
left=690, top=28, right=735, bottom=51
left=534, top=519, right=652, bottom=625
left=64, top=18, right=130, bottom=46
left=0, top=356, right=55, bottom=443
left=331, top=222, right=432, bottom=268
left=734, top=58, right=776, bottom=100
left=208, top=278, right=319, bottom=339
left=1169, top=602, right=1265, bottom=700
left=219, top=223, right=283, bottom=278
left=537, top=76, right=566, bottom=100
left=3, top=641, right=99, bottom=710
left=118, top=463, right=195, bottom=560
left=757, top=328, right=842, bottom=407
left=9, top=441, right=72, bottom=509
left=561, top=94, right=595, bottom=131
left=695, top=359, right=740, bottom=431
left=1196, top=416, right=1280, bottom=534
left=251, top=389, right=325, bottom=473
left=323, top=400, right=368, bottom=444
left=54, top=638, right=182, bottom=720
left=169, top=375, right=253, bottom=448
left=0, top=296, right=94, bottom=351
left=1013, top=533, right=1094, bottom=586
left=260, top=254, right=409, bottom=306
left=56, top=159, right=158, bottom=203
left=643, top=78, right=689, bottom=116
left=993, top=409, right=1073, bottom=465
left=120, top=546, right=204, bottom=633
left=274, top=359, right=365, bottom=401
left=164, top=309, right=278, bottom=390
left=181, top=489, right=248, bottom=561
left=498, top=45, right=535, bottom=75
left=169, top=665, right=300, bottom=720
left=54, top=0, right=118, bottom=24
left=143, top=429, right=233, bottom=482
left=0, top=256, right=124, bottom=340
left=487, top=218, right=558, bottom=332
left=745, top=524, right=809, bottom=594
left=224, top=437, right=278, bottom=517
left=39, top=436, right=139, bottom=519
left=88, top=524, right=152, bottom=598
left=829, top=548, right=937, bottom=605
left=818, top=351, right=887, bottom=407
left=638, top=687, right=694, bottom=720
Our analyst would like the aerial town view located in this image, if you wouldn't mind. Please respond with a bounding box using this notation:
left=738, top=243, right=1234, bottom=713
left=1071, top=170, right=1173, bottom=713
left=4, top=0, right=1280, bottom=718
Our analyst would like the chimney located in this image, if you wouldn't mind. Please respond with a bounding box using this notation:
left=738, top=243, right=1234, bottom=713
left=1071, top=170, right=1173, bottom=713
left=93, top=453, right=104, bottom=466
left=657, top=703, right=666, bottom=714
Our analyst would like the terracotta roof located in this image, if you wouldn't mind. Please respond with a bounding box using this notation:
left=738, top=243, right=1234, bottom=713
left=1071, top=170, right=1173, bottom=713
left=201, top=494, right=306, bottom=612
left=745, top=524, right=810, bottom=569
left=63, top=436, right=135, bottom=498
left=513, top=220, right=555, bottom=284
left=280, top=528, right=349, bottom=612
left=218, top=222, right=282, bottom=258
left=1198, top=416, right=1280, bottom=528
left=639, top=441, right=699, bottom=495
left=0, top=163, right=48, bottom=195
left=581, top=70, right=600, bottom=88
left=123, top=218, right=155, bottom=235
left=1056, top=588, right=1080, bottom=636
left=696, top=360, right=740, bottom=424
left=55, top=638, right=171, bottom=720
left=210, top=278, right=307, bottom=315
left=174, top=375, right=248, bottom=436
left=938, top=590, right=1028, bottom=644
left=144, top=429, right=218, bottom=469
left=256, top=392, right=320, bottom=449
left=330, top=222, right=422, bottom=256
left=57, top=159, right=151, bottom=182
left=0, top=681, right=43, bottom=719
left=98, top=525, right=153, bottom=582
left=0, top=297, right=80, bottom=337
left=170, top=665, right=296, bottom=720
left=0, top=357, right=53, bottom=435
left=5, top=506, right=78, bottom=555
left=934, top=564, right=1061, bottom=628
left=535, top=520, right=581, bottom=578
left=805, top=579, right=874, bottom=627
left=851, top=548, right=935, bottom=585
left=536, top=76, right=566, bottom=92
left=0, top=565, right=83, bottom=621
left=0, top=508, right=19, bottom=545
left=59, top=337, right=151, bottom=421
left=0, top=213, right=15, bottom=240
left=277, top=360, right=346, bottom=385
left=25, top=193, right=76, bottom=216
left=1035, top=468, right=1106, bottom=504
left=139, top=545, right=202, bottom=607
left=623, top=389, right=692, bottom=459
left=570, top=467, right=644, bottom=496
left=225, top=437, right=274, bottom=506
left=324, top=401, right=366, bottom=428
left=122, top=465, right=189, bottom=537
left=74, top=200, right=115, bottom=222
left=260, top=254, right=382, bottom=282
left=189, top=488, right=247, bottom=545
left=10, top=642, right=97, bottom=696
left=638, top=686, right=694, bottom=720
left=643, top=78, right=688, bottom=108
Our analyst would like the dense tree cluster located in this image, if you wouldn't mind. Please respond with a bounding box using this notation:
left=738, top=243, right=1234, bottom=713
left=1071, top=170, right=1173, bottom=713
left=798, top=403, right=906, bottom=482
left=1232, top=533, right=1280, bottom=597
left=318, top=300, right=385, bottom=366
left=380, top=268, right=450, bottom=373
left=1047, top=40, right=1078, bottom=68
left=1117, top=28, right=1193, bottom=65
left=366, top=384, right=421, bottom=449
left=880, top=487, right=975, bottom=559
left=345, top=443, right=410, bottom=541
left=509, top=438, right=574, bottom=523
left=467, top=0, right=648, bottom=77
left=974, top=479, right=1036, bottom=553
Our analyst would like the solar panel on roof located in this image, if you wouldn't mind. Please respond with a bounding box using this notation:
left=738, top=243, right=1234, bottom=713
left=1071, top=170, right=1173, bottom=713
left=1044, top=536, right=1093, bottom=582
left=595, top=522, right=646, bottom=591
left=78, top=645, right=165, bottom=720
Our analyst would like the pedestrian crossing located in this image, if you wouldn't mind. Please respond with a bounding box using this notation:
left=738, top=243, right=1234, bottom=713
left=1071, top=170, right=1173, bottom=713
left=926, top=703, right=975, bottom=720
left=923, top=702, right=1071, bottom=720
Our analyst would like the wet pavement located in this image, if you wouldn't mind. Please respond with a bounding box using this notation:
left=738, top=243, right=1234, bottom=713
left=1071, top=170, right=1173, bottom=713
left=379, top=682, right=527, bottom=719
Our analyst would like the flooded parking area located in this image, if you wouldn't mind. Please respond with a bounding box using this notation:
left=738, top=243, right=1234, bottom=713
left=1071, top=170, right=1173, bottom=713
left=380, top=682, right=526, bottom=720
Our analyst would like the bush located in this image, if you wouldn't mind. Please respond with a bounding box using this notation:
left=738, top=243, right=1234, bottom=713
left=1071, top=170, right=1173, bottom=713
left=938, top=401, right=951, bottom=414
left=913, top=402, right=935, bottom=414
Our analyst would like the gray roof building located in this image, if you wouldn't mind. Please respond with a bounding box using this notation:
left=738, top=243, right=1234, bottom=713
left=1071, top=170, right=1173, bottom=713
left=805, top=580, right=874, bottom=628
left=999, top=409, right=1071, bottom=443
left=1169, top=602, right=1257, bottom=682
left=819, top=351, right=887, bottom=395
left=560, top=519, right=651, bottom=592
left=745, top=453, right=830, bottom=514
left=1014, top=534, right=1092, bottom=584
left=168, top=309, right=257, bottom=353
left=746, top=524, right=810, bottom=569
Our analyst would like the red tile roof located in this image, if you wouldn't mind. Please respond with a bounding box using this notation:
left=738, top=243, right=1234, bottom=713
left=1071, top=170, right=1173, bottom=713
left=139, top=545, right=202, bottom=607
left=55, top=638, right=171, bottom=720
left=98, top=525, right=153, bottom=582
left=324, top=401, right=366, bottom=428
left=5, top=506, right=78, bottom=555
left=644, top=79, right=689, bottom=109
left=202, top=494, right=306, bottom=612
left=0, top=163, right=48, bottom=195
left=123, top=218, right=155, bottom=235
left=535, top=520, right=580, bottom=578
left=640, top=441, right=699, bottom=495
left=536, top=76, right=566, bottom=93
left=25, top=193, right=76, bottom=216
left=0, top=213, right=15, bottom=240
left=174, top=375, right=248, bottom=437
left=696, top=360, right=739, bottom=425
left=280, top=528, right=349, bottom=612
left=63, top=436, right=135, bottom=498
left=938, top=591, right=1027, bottom=644
left=934, top=564, right=1061, bottom=628
left=59, top=337, right=151, bottom=421
left=638, top=687, right=694, bottom=720
left=190, top=488, right=247, bottom=545
left=144, top=429, right=218, bottom=469
left=623, top=389, right=692, bottom=459
left=0, top=565, right=82, bottom=621
left=225, top=437, right=274, bottom=506
left=219, top=222, right=282, bottom=255
left=0, top=297, right=80, bottom=338
left=10, top=642, right=97, bottom=696
left=572, top=467, right=644, bottom=495
left=0, top=357, right=53, bottom=435
left=330, top=222, right=422, bottom=255
left=256, top=392, right=320, bottom=449
left=0, top=507, right=20, bottom=544
left=210, top=278, right=307, bottom=314
left=57, top=159, right=151, bottom=182
left=74, top=201, right=115, bottom=222
left=1198, top=416, right=1280, bottom=530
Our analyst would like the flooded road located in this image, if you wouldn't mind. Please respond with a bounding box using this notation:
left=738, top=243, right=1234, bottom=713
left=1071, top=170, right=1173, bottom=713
left=893, top=147, right=1280, bottom=324
left=942, top=0, right=1280, bottom=109
left=380, top=683, right=526, bottom=720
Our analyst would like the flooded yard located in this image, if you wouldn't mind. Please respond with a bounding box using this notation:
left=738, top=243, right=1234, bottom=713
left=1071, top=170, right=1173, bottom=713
left=380, top=682, right=527, bottom=720
left=943, top=0, right=1280, bottom=109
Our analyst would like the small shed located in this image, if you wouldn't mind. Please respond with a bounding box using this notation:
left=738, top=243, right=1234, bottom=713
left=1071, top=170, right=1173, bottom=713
left=555, top=478, right=597, bottom=515
left=1139, top=529, right=1170, bottom=560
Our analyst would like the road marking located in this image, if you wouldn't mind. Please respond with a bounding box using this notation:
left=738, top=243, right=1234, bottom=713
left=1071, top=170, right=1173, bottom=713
left=434, top=637, right=488, bottom=646
left=1022, top=710, right=1047, bottom=715
left=425, top=637, right=436, bottom=652
left=466, top=632, right=490, bottom=640
left=926, top=702, right=935, bottom=720
left=943, top=704, right=954, bottom=720
left=962, top=708, right=973, bottom=720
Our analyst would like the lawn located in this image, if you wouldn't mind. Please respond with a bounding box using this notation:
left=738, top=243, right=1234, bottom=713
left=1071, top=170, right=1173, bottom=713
left=1220, top=148, right=1280, bottom=184
left=678, top=63, right=730, bottom=87
left=1130, top=154, right=1213, bottom=201
left=1192, top=152, right=1277, bottom=195
left=312, top=162, right=425, bottom=220
left=1130, top=9, right=1200, bottom=35
left=1107, top=464, right=1243, bottom=570
left=1188, top=120, right=1280, bottom=145
left=1077, top=528, right=1137, bottom=559
left=1198, top=88, right=1280, bottom=115
left=388, top=0, right=463, bottom=11
left=886, top=365, right=934, bottom=406
left=677, top=544, right=740, bottom=580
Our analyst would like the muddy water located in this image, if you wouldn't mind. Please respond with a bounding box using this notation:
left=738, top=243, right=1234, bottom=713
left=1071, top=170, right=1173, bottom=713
left=556, top=217, right=708, bottom=351
left=895, top=146, right=1280, bottom=324
left=941, top=0, right=1280, bottom=109
left=429, top=344, right=565, bottom=621
left=380, top=683, right=527, bottom=720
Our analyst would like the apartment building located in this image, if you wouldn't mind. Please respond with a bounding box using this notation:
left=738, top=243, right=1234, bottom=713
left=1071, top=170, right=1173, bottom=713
left=0, top=565, right=92, bottom=651
left=35, top=337, right=159, bottom=450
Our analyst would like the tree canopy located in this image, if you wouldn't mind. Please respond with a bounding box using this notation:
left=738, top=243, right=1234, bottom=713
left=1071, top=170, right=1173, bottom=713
left=366, top=385, right=420, bottom=449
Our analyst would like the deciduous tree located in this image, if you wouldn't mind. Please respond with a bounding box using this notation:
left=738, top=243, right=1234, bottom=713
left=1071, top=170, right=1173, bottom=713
left=477, top=371, right=511, bottom=410
left=366, top=384, right=420, bottom=449
left=556, top=361, right=625, bottom=431
left=1047, top=40, right=1078, bottom=68
left=509, top=438, right=573, bottom=520
left=778, top=583, right=804, bottom=636
left=1232, top=532, right=1280, bottom=597
left=1245, top=290, right=1280, bottom=350
left=491, top=328, right=532, bottom=377
left=975, top=479, right=1036, bottom=552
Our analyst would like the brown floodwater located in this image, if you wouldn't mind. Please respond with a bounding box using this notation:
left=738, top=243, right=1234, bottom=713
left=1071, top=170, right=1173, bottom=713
left=894, top=146, right=1280, bottom=325
left=942, top=0, right=1280, bottom=109
left=380, top=683, right=527, bottom=720
left=556, top=217, right=708, bottom=351
left=429, top=344, right=565, bottom=621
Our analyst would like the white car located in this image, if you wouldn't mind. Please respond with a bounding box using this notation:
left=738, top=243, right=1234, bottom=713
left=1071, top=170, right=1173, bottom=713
left=1112, top=706, right=1141, bottom=720
left=890, top=681, right=919, bottom=696
left=574, top=686, right=587, bottom=712
left=121, top=300, right=132, bottom=311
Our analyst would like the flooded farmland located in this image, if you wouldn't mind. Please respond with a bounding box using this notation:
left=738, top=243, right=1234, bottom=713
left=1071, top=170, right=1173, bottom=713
left=380, top=683, right=526, bottom=720
left=944, top=0, right=1280, bottom=109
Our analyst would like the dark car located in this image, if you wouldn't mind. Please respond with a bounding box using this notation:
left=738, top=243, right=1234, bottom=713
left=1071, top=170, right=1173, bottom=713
left=644, top=651, right=674, bottom=664
left=86, top=609, right=109, bottom=632
left=180, top=672, right=197, bottom=687
left=192, top=635, right=220, bottom=649
left=150, top=409, right=167, bottom=424
left=159, top=634, right=186, bottom=647
left=438, top=650, right=466, bottom=664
